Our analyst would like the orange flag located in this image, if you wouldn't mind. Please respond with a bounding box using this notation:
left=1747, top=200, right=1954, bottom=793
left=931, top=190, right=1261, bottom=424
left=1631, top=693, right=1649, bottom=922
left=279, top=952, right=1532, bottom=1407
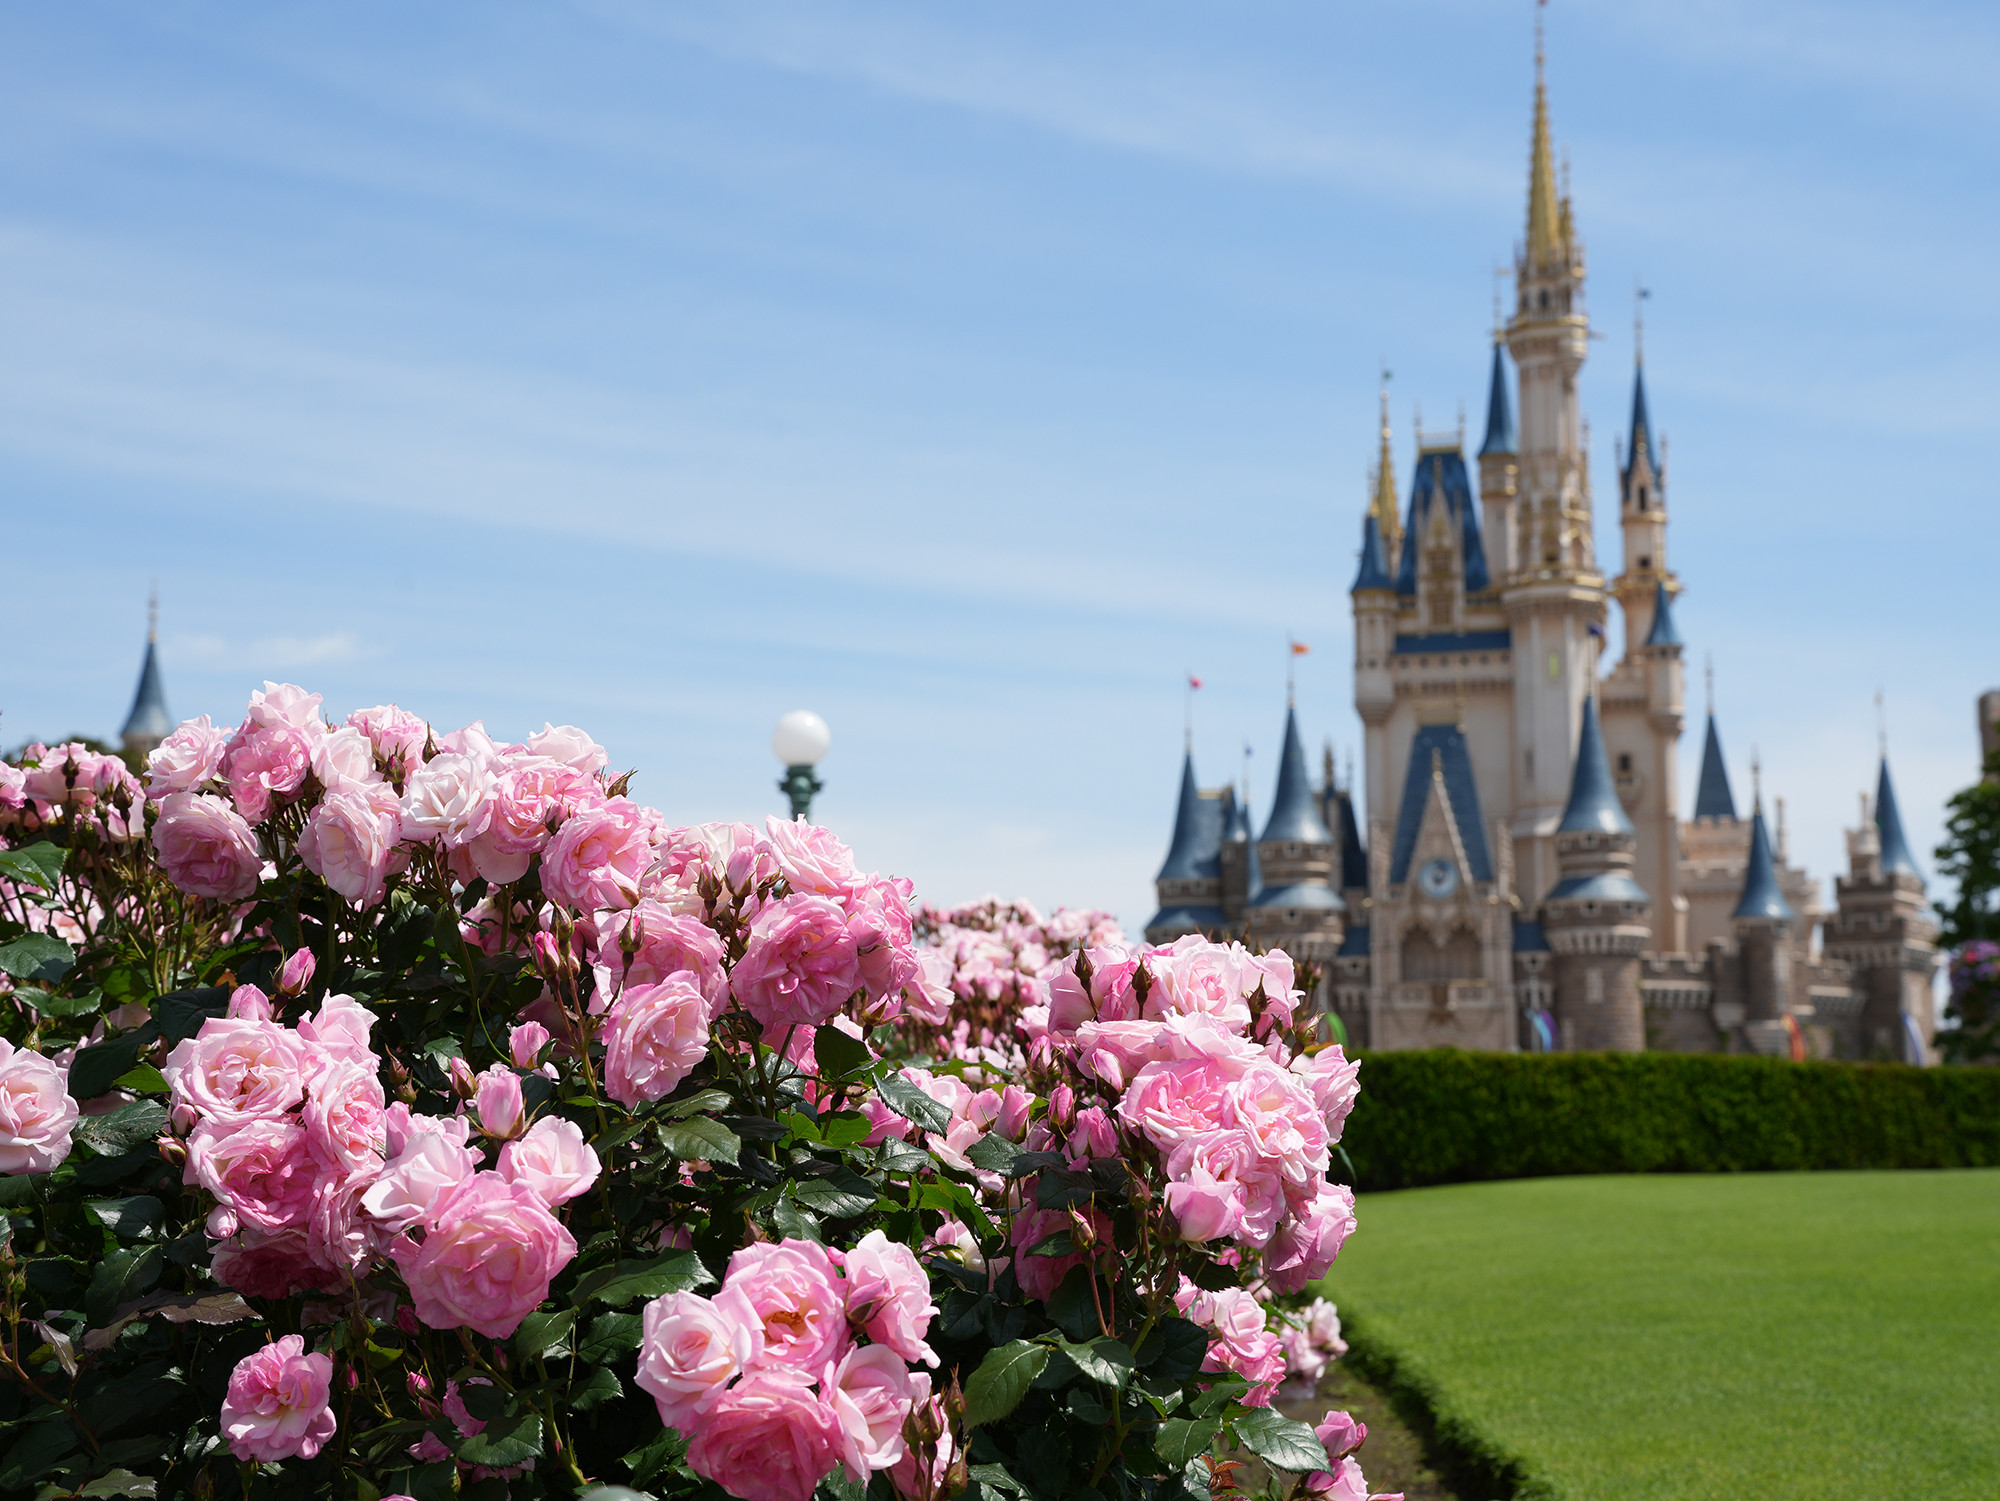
left=1290, top=641, right=1311, bottom=656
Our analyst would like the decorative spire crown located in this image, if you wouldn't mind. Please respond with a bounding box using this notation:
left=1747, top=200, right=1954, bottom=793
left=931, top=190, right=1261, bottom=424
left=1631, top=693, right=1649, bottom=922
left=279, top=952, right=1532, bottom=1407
left=1525, top=40, right=1568, bottom=271
left=1369, top=381, right=1401, bottom=555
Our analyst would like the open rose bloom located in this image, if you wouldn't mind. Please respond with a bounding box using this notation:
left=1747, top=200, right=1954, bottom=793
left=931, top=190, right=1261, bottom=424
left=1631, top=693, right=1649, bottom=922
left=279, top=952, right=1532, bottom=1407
left=0, top=686, right=1364, bottom=1501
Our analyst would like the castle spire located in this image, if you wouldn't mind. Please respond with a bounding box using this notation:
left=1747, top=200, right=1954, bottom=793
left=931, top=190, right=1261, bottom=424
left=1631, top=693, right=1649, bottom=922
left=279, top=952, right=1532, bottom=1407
left=1557, top=695, right=1632, bottom=836
left=120, top=592, right=172, bottom=756
left=1525, top=28, right=1566, bottom=272
left=1693, top=712, right=1736, bottom=821
left=1369, top=380, right=1401, bottom=556
left=1260, top=704, right=1334, bottom=845
left=1733, top=798, right=1795, bottom=921
left=1478, top=342, right=1516, bottom=458
left=1875, top=757, right=1922, bottom=881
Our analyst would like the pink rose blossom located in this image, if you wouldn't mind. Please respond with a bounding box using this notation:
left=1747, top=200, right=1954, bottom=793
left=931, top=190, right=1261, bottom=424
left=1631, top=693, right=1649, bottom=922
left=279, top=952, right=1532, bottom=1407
left=593, top=903, right=729, bottom=1014
left=212, top=1228, right=341, bottom=1300
left=526, top=722, right=608, bottom=774
left=602, top=975, right=710, bottom=1108
left=346, top=704, right=429, bottom=778
left=224, top=983, right=274, bottom=1021
left=0, top=1039, right=79, bottom=1173
left=1316, top=1409, right=1366, bottom=1463
left=151, top=791, right=262, bottom=901
left=475, top=1065, right=526, bottom=1139
left=220, top=1335, right=337, bottom=1462
left=1293, top=1045, right=1363, bottom=1145
left=731, top=894, right=862, bottom=1031
left=361, top=1130, right=480, bottom=1233
left=295, top=996, right=378, bottom=1065
left=726, top=1238, right=851, bottom=1373
left=825, top=1344, right=924, bottom=1479
left=306, top=1174, right=378, bottom=1275
left=467, top=754, right=599, bottom=885
left=163, top=1018, right=319, bottom=1128
left=391, top=1171, right=577, bottom=1338
left=542, top=799, right=655, bottom=911
left=509, top=1021, right=550, bottom=1068
left=298, top=786, right=402, bottom=907
left=1177, top=1283, right=1287, bottom=1406
left=900, top=948, right=955, bottom=1027
left=1263, top=1183, right=1357, bottom=1294
left=277, top=947, right=317, bottom=998
left=685, top=1369, right=846, bottom=1501
left=497, top=1115, right=600, bottom=1207
left=635, top=1286, right=765, bottom=1430
left=302, top=1060, right=387, bottom=1177
left=840, top=1230, right=938, bottom=1367
left=145, top=715, right=230, bottom=799
left=242, top=681, right=325, bottom=733
left=311, top=725, right=382, bottom=794
left=224, top=723, right=315, bottom=823
left=399, top=751, right=494, bottom=848
left=189, top=1118, right=319, bottom=1234
left=763, top=816, right=860, bottom=896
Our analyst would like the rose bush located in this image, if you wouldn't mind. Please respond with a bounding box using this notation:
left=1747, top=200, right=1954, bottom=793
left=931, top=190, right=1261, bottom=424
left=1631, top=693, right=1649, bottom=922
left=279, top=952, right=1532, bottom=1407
left=0, top=691, right=1378, bottom=1501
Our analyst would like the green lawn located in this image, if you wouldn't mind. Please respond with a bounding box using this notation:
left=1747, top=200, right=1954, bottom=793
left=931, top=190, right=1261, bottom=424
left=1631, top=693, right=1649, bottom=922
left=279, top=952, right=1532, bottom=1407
left=1319, top=1171, right=2000, bottom=1499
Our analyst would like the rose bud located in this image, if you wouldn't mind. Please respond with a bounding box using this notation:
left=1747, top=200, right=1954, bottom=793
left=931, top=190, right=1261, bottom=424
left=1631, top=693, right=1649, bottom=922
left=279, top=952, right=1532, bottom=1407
left=508, top=1021, right=551, bottom=1071
left=1049, top=1084, right=1075, bottom=1132
left=276, top=947, right=317, bottom=998
left=475, top=1064, right=526, bottom=1140
left=447, top=1056, right=478, bottom=1099
left=530, top=930, right=564, bottom=982
left=156, top=1135, right=187, bottom=1168
left=206, top=1205, right=239, bottom=1240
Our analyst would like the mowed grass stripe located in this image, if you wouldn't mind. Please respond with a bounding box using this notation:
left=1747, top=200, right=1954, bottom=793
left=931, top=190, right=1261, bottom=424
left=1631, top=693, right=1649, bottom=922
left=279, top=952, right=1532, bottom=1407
left=1319, top=1170, right=2000, bottom=1499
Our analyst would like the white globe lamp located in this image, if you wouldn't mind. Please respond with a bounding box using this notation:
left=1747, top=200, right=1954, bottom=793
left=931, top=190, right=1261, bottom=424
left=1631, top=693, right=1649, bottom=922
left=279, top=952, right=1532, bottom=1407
left=773, top=710, right=830, bottom=820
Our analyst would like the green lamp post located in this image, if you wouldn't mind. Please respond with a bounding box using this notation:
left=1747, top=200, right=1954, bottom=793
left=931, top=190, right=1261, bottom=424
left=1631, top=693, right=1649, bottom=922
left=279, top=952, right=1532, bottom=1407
left=773, top=709, right=830, bottom=821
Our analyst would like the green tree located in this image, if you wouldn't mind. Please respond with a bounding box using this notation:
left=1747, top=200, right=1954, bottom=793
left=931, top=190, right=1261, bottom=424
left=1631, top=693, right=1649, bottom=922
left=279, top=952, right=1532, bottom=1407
left=1934, top=750, right=2000, bottom=949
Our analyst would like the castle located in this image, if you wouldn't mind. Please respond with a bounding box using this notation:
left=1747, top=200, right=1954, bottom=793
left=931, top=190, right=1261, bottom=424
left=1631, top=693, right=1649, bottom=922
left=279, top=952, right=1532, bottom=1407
left=1145, top=43, right=1939, bottom=1062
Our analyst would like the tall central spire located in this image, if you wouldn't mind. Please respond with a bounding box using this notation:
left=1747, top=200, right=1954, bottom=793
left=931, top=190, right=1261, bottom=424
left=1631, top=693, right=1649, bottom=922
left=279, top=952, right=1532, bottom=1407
left=1369, top=383, right=1400, bottom=557
left=1525, top=38, right=1565, bottom=271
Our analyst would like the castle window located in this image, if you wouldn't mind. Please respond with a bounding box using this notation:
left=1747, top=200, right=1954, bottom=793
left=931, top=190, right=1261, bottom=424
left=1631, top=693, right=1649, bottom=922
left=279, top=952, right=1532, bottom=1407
left=1617, top=753, right=1632, bottom=773
left=1538, top=290, right=1549, bottom=310
left=1401, top=927, right=1482, bottom=984
left=1639, top=555, right=1652, bottom=569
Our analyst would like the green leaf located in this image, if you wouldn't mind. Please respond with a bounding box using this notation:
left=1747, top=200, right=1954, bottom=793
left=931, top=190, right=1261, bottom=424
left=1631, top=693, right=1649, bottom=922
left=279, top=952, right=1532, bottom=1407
left=665, top=1088, right=733, bottom=1120
left=85, top=1245, right=162, bottom=1329
left=1045, top=1265, right=1101, bottom=1344
left=657, top=1115, right=742, bottom=1167
left=817, top=1110, right=873, bottom=1148
left=456, top=1413, right=544, bottom=1469
left=77, top=1467, right=158, bottom=1497
left=966, top=1133, right=1022, bottom=1173
left=1153, top=1417, right=1222, bottom=1468
left=623, top=1425, right=686, bottom=1485
left=0, top=1174, right=35, bottom=1207
left=967, top=1464, right=1026, bottom=1496
left=1137, top=1317, right=1210, bottom=1385
left=1034, top=1167, right=1097, bottom=1212
left=790, top=1166, right=880, bottom=1220
left=0, top=841, right=65, bottom=891
left=153, top=987, right=229, bottom=1046
left=513, top=1307, right=578, bottom=1362
left=73, top=1100, right=169, bottom=1159
left=961, top=1340, right=1051, bottom=1429
left=569, top=1366, right=622, bottom=1411
left=876, top=1072, right=951, bottom=1134
left=67, top=1027, right=158, bottom=1102
left=86, top=1196, right=165, bottom=1240
left=1231, top=1408, right=1330, bottom=1475
left=0, top=1421, right=78, bottom=1490
left=576, top=1311, right=644, bottom=1364
left=772, top=1191, right=822, bottom=1244
left=0, top=933, right=74, bottom=984
left=1059, top=1337, right=1133, bottom=1389
left=571, top=1250, right=715, bottom=1308
left=113, top=1063, right=167, bottom=1095
left=14, top=986, right=103, bottom=1020
left=813, top=1025, right=874, bottom=1081
left=876, top=1138, right=933, bottom=1174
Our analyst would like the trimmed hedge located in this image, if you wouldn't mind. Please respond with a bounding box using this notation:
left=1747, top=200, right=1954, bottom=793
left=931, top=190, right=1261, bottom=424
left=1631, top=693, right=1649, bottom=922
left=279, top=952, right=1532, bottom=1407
left=1342, top=1050, right=2000, bottom=1192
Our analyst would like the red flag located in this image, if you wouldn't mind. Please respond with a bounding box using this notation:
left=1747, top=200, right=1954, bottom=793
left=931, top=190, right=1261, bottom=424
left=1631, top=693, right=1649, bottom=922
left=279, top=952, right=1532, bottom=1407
left=1188, top=674, right=1203, bottom=690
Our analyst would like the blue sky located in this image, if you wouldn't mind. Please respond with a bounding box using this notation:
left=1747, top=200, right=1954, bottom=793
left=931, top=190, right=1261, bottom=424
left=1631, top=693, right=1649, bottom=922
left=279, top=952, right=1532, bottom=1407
left=1, top=1, right=1993, bottom=933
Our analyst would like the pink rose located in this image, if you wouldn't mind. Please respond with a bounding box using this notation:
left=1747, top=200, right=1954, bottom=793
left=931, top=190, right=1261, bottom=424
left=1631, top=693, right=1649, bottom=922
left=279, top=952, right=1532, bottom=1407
left=824, top=1344, right=924, bottom=1479
left=467, top=754, right=599, bottom=885
left=346, top=704, right=429, bottom=778
left=306, top=1173, right=378, bottom=1275
left=361, top=1130, right=480, bottom=1233
left=1179, top=1284, right=1286, bottom=1406
left=242, top=681, right=324, bottom=733
left=298, top=786, right=401, bottom=907
left=509, top=1021, right=550, bottom=1068
left=399, top=751, right=494, bottom=848
left=526, top=722, right=608, bottom=774
left=220, top=1334, right=337, bottom=1462
left=151, top=791, right=262, bottom=901
left=731, top=894, right=862, bottom=1031
left=602, top=975, right=710, bottom=1108
left=593, top=903, right=728, bottom=1014
left=391, top=1172, right=577, bottom=1338
left=302, top=1060, right=387, bottom=1177
left=1263, top=1183, right=1357, bottom=1294
left=900, top=949, right=955, bottom=1028
left=1315, top=1409, right=1366, bottom=1463
left=497, top=1116, right=600, bottom=1207
left=847, top=877, right=921, bottom=1010
left=189, top=1118, right=319, bottom=1234
left=145, top=715, right=230, bottom=799
left=311, top=726, right=382, bottom=794
left=475, top=1064, right=526, bottom=1139
left=685, top=1369, right=846, bottom=1501
left=295, top=995, right=377, bottom=1065
left=839, top=1230, right=938, bottom=1368
left=635, top=1286, right=765, bottom=1430
left=163, top=1018, right=319, bottom=1129
left=541, top=799, right=654, bottom=911
left=0, top=1039, right=79, bottom=1173
left=725, top=1238, right=850, bottom=1372
left=226, top=984, right=274, bottom=1021
left=277, top=947, right=317, bottom=998
left=211, top=1227, right=341, bottom=1300
left=224, top=723, right=315, bottom=823
left=1293, top=1045, right=1362, bottom=1145
left=764, top=816, right=860, bottom=896
left=1008, top=1203, right=1112, bottom=1304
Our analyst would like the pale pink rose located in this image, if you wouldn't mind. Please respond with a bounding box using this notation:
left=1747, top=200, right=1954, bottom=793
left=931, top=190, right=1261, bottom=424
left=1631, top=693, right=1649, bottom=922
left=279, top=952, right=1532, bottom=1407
left=1180, top=1284, right=1286, bottom=1406
left=593, top=903, right=728, bottom=1014
left=726, top=1238, right=850, bottom=1373
left=541, top=799, right=654, bottom=911
left=651, top=821, right=777, bottom=898
left=764, top=816, right=860, bottom=896
left=277, top=947, right=317, bottom=998
left=189, top=1118, right=319, bottom=1234
left=1305, top=1457, right=1383, bottom=1501
left=1263, top=1183, right=1357, bottom=1294
left=361, top=1130, right=480, bottom=1233
left=298, top=786, right=402, bottom=907
left=474, top=1065, right=526, bottom=1139
left=243, top=682, right=325, bottom=733
left=635, top=1286, right=765, bottom=1430
left=996, top=1085, right=1032, bottom=1141
left=225, top=984, right=273, bottom=1021
left=399, top=751, right=494, bottom=848
left=220, top=1334, right=337, bottom=1462
left=825, top=1345, right=924, bottom=1480
left=295, top=996, right=378, bottom=1065
left=151, top=791, right=262, bottom=902
left=311, top=726, right=382, bottom=794
left=508, top=1021, right=550, bottom=1068
left=840, top=1230, right=938, bottom=1367
left=1164, top=1130, right=1287, bottom=1248
left=302, top=1060, right=386, bottom=1177
left=390, top=1171, right=577, bottom=1338
left=1163, top=1167, right=1247, bottom=1244
left=602, top=975, right=710, bottom=1108
left=1065, top=1106, right=1119, bottom=1163
left=346, top=704, right=429, bottom=780
left=381, top=1103, right=473, bottom=1160
left=900, top=948, right=955, bottom=1028
left=145, top=715, right=231, bottom=799
left=306, top=1173, right=379, bottom=1275
left=1145, top=939, right=1254, bottom=1030
left=1316, top=1409, right=1366, bottom=1463
left=497, top=1116, right=600, bottom=1207
left=922, top=1218, right=985, bottom=1275
left=466, top=753, right=601, bottom=885
left=0, top=761, right=25, bottom=813
left=1293, top=1045, right=1362, bottom=1145
left=211, top=1227, right=341, bottom=1299
left=163, top=1018, right=319, bottom=1129
left=224, top=723, right=315, bottom=823
left=685, top=1369, right=846, bottom=1501
left=1118, top=1058, right=1230, bottom=1151
left=847, top=877, right=922, bottom=1009
left=0, top=1039, right=79, bottom=1174
left=731, top=894, right=862, bottom=1031
left=526, top=722, right=608, bottom=775
left=1223, top=1062, right=1328, bottom=1188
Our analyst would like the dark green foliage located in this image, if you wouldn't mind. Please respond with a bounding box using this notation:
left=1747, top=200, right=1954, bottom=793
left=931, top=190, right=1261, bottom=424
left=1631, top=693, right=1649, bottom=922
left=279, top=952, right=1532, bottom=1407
left=1935, top=750, right=2000, bottom=950
left=1340, top=1050, right=2000, bottom=1192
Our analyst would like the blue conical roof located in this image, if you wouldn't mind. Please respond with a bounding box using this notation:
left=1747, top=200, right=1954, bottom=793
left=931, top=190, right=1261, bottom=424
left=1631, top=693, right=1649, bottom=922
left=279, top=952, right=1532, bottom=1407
left=1351, top=513, right=1394, bottom=592
left=1478, top=343, right=1516, bottom=457
left=1335, top=787, right=1368, bottom=890
left=1221, top=786, right=1251, bottom=844
left=1732, top=802, right=1794, bottom=921
left=1693, top=715, right=1736, bottom=821
left=120, top=639, right=172, bottom=743
left=1557, top=696, right=1632, bottom=835
left=1644, top=579, right=1682, bottom=648
left=1627, top=364, right=1656, bottom=474
left=1156, top=753, right=1224, bottom=882
left=1260, top=706, right=1334, bottom=845
left=1875, top=758, right=1923, bottom=882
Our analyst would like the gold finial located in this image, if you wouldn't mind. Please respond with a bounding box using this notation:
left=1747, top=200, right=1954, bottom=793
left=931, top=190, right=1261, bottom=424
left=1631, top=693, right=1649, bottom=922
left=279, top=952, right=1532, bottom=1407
left=1369, top=370, right=1401, bottom=554
left=1525, top=10, right=1564, bottom=273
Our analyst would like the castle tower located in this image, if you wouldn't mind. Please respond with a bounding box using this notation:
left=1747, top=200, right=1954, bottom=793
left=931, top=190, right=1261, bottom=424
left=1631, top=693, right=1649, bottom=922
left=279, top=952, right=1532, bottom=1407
left=1477, top=342, right=1520, bottom=579
left=1245, top=703, right=1344, bottom=961
left=1499, top=41, right=1608, bottom=906
left=1218, top=782, right=1259, bottom=928
left=1731, top=798, right=1795, bottom=1031
left=1351, top=511, right=1399, bottom=823
left=1542, top=695, right=1651, bottom=1050
left=120, top=593, right=172, bottom=758
left=1825, top=758, right=1940, bottom=1061
left=1613, top=357, right=1676, bottom=647
left=1143, top=753, right=1230, bottom=942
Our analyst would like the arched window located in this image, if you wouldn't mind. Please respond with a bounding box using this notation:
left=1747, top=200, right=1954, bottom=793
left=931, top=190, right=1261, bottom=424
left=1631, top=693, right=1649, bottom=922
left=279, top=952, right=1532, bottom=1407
left=1401, top=927, right=1482, bottom=984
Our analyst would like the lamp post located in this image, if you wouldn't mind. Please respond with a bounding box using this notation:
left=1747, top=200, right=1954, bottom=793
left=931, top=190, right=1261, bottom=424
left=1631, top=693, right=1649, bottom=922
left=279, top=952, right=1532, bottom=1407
left=773, top=710, right=830, bottom=821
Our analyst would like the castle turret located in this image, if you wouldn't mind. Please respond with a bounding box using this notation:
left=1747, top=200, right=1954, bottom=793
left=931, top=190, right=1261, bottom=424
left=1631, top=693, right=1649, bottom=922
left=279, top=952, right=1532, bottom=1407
left=1692, top=712, right=1737, bottom=821
left=1825, top=756, right=1940, bottom=1061
left=1731, top=799, right=1794, bottom=1029
left=1351, top=511, right=1398, bottom=825
left=1218, top=784, right=1258, bottom=928
left=1245, top=704, right=1344, bottom=960
left=1613, top=357, right=1676, bottom=650
left=1542, top=696, right=1651, bottom=1050
left=1477, top=341, right=1520, bottom=579
left=1144, top=752, right=1229, bottom=942
left=120, top=595, right=172, bottom=758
